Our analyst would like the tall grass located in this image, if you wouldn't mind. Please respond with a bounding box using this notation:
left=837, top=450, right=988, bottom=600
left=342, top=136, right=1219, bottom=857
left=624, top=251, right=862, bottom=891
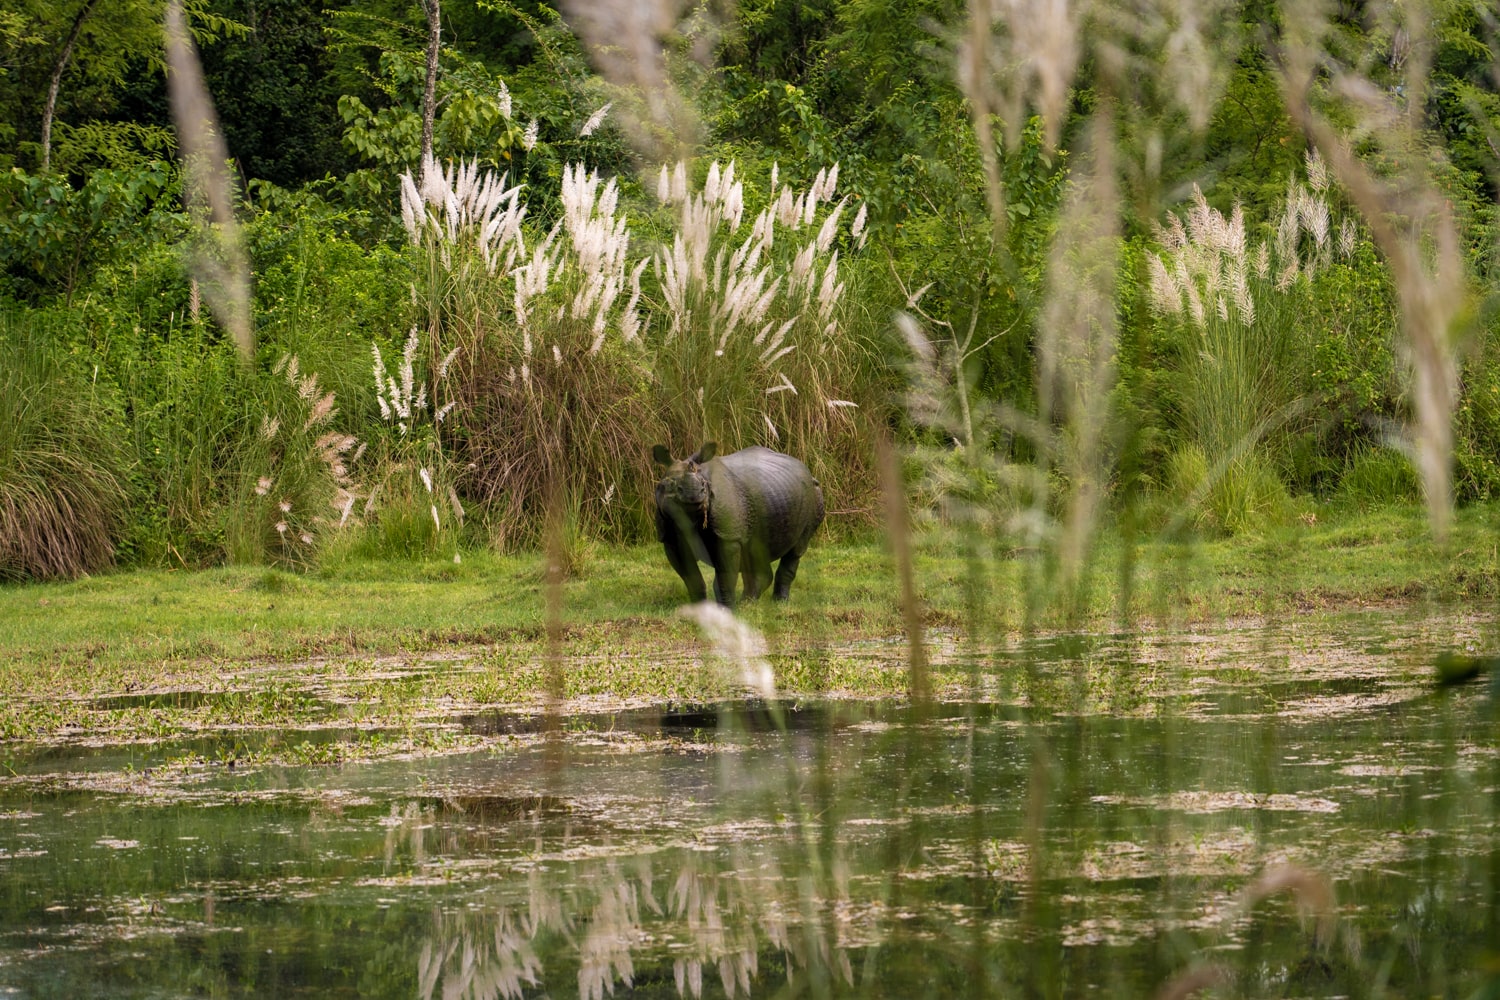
left=225, top=354, right=361, bottom=568
left=0, top=311, right=128, bottom=580
left=399, top=153, right=880, bottom=548
left=1145, top=164, right=1355, bottom=532
left=350, top=326, right=466, bottom=559
left=647, top=160, right=879, bottom=514
left=403, top=156, right=660, bottom=548
left=114, top=320, right=255, bottom=566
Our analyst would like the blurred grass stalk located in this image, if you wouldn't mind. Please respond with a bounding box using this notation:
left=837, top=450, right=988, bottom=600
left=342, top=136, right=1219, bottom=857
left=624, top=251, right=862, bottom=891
left=163, top=0, right=252, bottom=360
left=1276, top=0, right=1465, bottom=540
left=1035, top=109, right=1118, bottom=599
left=559, top=0, right=705, bottom=163
left=945, top=0, right=1399, bottom=993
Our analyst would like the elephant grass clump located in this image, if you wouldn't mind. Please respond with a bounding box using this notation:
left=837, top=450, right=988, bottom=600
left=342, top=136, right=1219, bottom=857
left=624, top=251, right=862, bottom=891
left=401, top=159, right=663, bottom=548
left=401, top=156, right=882, bottom=550
left=645, top=160, right=879, bottom=522
left=460, top=341, right=662, bottom=549
left=0, top=314, right=128, bottom=580
left=1146, top=157, right=1357, bottom=532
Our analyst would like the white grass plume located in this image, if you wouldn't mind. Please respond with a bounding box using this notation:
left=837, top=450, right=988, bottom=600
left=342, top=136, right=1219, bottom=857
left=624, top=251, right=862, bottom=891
left=676, top=602, right=776, bottom=699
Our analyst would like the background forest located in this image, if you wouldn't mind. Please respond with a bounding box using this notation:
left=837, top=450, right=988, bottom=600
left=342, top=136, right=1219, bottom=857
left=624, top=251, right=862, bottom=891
left=2, top=0, right=1499, bottom=582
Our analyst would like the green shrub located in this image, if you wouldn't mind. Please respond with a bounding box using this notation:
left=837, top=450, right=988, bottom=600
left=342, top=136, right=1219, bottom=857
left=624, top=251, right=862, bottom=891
left=113, top=320, right=252, bottom=566
left=339, top=461, right=455, bottom=561
left=0, top=162, right=176, bottom=302
left=245, top=207, right=410, bottom=410
left=1164, top=443, right=1291, bottom=536
left=1452, top=302, right=1500, bottom=502
left=0, top=311, right=129, bottom=580
left=1338, top=445, right=1421, bottom=506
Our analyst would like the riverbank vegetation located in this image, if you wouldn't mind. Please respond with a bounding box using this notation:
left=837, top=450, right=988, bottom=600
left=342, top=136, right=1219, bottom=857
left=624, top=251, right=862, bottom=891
left=4, top=501, right=1496, bottom=673
left=5, top=10, right=1498, bottom=994
left=1, top=499, right=1495, bottom=745
left=2, top=0, right=1498, bottom=614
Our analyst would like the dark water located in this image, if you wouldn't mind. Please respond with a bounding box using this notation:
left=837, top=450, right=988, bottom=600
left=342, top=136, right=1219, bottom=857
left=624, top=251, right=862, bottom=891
left=1, top=623, right=1498, bottom=998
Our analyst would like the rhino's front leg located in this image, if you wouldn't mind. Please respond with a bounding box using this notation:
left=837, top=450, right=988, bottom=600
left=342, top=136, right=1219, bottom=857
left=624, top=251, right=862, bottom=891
left=663, top=538, right=707, bottom=602
left=712, top=539, right=741, bottom=607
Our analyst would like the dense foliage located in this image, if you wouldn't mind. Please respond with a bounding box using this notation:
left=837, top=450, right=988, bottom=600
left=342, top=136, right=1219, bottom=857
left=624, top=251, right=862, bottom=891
left=1, top=0, right=1498, bottom=579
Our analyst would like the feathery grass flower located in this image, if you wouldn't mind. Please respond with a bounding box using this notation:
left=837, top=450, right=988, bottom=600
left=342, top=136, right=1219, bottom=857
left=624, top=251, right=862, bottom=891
left=579, top=103, right=612, bottom=137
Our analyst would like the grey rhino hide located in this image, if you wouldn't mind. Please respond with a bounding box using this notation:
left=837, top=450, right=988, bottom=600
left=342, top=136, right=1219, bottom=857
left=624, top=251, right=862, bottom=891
left=652, top=443, right=825, bottom=606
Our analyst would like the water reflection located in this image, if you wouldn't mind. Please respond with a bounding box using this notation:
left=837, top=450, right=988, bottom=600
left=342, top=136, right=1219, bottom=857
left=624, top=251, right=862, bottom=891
left=413, top=829, right=863, bottom=999
left=418, top=908, right=541, bottom=999
left=0, top=614, right=1495, bottom=998
left=400, top=693, right=1495, bottom=997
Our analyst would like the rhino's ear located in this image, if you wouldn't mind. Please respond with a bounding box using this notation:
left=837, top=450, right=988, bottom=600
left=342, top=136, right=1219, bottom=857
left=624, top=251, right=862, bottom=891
left=692, top=442, right=718, bottom=464
left=652, top=444, right=673, bottom=467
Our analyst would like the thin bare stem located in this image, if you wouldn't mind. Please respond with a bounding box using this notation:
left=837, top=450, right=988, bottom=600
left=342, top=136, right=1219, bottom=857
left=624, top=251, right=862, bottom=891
left=878, top=433, right=928, bottom=703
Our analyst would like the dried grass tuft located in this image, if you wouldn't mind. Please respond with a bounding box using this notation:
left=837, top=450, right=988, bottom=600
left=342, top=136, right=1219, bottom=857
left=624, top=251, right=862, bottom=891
left=0, top=322, right=127, bottom=580
left=227, top=355, right=362, bottom=568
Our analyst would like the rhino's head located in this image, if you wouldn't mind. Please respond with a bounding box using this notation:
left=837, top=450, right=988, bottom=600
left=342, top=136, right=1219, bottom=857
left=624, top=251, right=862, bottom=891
left=652, top=443, right=718, bottom=521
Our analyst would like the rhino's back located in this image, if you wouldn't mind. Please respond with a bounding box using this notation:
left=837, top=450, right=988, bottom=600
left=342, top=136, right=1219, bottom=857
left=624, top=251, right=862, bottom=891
left=716, top=447, right=824, bottom=556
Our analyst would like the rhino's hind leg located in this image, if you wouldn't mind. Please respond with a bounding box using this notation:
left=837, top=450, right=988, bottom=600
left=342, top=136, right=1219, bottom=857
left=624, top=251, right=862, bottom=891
left=772, top=549, right=804, bottom=601
left=742, top=557, right=774, bottom=602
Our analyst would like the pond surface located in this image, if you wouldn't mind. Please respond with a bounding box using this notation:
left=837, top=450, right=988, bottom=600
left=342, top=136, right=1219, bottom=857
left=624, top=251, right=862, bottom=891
left=1, top=612, right=1498, bottom=998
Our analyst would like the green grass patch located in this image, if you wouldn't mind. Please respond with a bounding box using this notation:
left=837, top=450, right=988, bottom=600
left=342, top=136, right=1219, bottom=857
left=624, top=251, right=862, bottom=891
left=0, top=498, right=1490, bottom=747
left=2, top=500, right=1495, bottom=688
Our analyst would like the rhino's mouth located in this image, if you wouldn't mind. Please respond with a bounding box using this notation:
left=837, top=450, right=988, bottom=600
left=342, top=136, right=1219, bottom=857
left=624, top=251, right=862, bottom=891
left=678, top=490, right=709, bottom=528
left=657, top=468, right=712, bottom=532
left=672, top=478, right=711, bottom=528
left=675, top=469, right=710, bottom=504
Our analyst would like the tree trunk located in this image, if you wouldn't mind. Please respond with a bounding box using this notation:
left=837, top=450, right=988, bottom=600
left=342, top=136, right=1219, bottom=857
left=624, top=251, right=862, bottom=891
left=420, top=0, right=440, bottom=163
left=41, top=0, right=100, bottom=173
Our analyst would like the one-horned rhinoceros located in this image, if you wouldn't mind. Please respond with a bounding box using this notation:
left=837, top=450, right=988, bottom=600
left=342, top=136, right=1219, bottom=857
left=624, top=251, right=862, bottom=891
left=652, top=442, right=824, bottom=606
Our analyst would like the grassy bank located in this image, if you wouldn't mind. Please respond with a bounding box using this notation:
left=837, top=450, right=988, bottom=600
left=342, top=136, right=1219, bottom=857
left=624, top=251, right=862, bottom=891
left=2, top=500, right=1496, bottom=747
left=6, top=501, right=1497, bottom=672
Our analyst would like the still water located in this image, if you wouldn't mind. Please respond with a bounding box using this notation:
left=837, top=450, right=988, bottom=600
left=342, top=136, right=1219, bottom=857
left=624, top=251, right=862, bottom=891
left=1, top=616, right=1497, bottom=998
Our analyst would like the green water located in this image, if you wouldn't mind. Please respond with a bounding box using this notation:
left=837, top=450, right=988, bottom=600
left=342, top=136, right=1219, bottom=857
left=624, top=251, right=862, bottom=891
left=1, top=616, right=1497, bottom=998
